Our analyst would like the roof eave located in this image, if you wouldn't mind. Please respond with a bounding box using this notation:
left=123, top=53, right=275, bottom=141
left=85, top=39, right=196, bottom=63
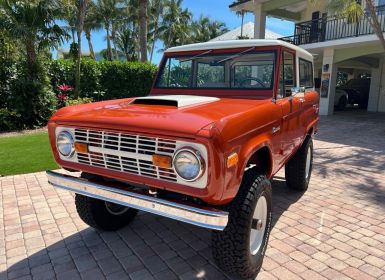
left=229, top=0, right=252, bottom=9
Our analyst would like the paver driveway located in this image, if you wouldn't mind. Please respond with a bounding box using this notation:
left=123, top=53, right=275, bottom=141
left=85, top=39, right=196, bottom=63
left=1, top=112, right=385, bottom=280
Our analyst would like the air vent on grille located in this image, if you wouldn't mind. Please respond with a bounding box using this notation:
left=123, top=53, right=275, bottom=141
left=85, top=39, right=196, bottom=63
left=74, top=129, right=177, bottom=182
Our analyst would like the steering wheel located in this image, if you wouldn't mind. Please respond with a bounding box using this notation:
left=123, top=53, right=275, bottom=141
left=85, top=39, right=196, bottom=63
left=239, top=77, right=266, bottom=88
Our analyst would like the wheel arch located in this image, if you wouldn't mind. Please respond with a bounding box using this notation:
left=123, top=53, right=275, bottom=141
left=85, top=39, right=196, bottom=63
left=244, top=146, right=273, bottom=178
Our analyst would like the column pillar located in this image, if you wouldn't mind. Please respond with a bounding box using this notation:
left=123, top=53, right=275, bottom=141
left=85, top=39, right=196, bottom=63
left=319, top=48, right=337, bottom=115
left=254, top=4, right=266, bottom=39
left=378, top=60, right=385, bottom=112
left=367, top=60, right=382, bottom=112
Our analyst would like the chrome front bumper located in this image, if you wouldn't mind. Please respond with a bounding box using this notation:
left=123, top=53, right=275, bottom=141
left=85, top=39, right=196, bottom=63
left=46, top=171, right=228, bottom=231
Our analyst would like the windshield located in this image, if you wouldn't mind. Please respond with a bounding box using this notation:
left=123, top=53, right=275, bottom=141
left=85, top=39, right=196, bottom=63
left=156, top=51, right=276, bottom=90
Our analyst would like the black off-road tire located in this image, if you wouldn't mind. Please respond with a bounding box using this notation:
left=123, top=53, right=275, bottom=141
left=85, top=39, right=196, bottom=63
left=337, top=96, right=347, bottom=110
left=285, top=137, right=313, bottom=191
left=75, top=194, right=138, bottom=231
left=75, top=173, right=138, bottom=231
left=212, top=170, right=272, bottom=279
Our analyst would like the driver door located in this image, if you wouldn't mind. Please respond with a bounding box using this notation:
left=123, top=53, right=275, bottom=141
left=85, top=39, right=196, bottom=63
left=276, top=50, right=303, bottom=163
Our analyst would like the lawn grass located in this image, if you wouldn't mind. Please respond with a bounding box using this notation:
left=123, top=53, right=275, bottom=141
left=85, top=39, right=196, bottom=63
left=0, top=132, right=58, bottom=176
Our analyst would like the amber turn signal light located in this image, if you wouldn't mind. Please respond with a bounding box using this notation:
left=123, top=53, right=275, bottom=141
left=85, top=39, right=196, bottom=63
left=227, top=153, right=239, bottom=168
left=152, top=154, right=172, bottom=168
left=74, top=142, right=89, bottom=153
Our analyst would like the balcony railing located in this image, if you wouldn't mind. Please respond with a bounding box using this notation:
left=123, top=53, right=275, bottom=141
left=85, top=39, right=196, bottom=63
left=279, top=5, right=385, bottom=45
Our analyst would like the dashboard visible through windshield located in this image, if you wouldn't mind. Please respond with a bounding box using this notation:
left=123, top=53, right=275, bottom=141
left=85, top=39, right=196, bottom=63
left=155, top=51, right=276, bottom=90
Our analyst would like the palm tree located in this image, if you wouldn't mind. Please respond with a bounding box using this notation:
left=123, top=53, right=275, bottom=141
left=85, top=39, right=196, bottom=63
left=161, top=0, right=192, bottom=49
left=312, top=0, right=385, bottom=50
left=84, top=2, right=102, bottom=59
left=190, top=15, right=228, bottom=43
left=139, top=0, right=148, bottom=62
left=0, top=0, right=67, bottom=73
left=192, top=15, right=211, bottom=42
left=62, top=0, right=77, bottom=44
left=208, top=20, right=228, bottom=39
left=95, top=0, right=126, bottom=61
left=115, top=24, right=138, bottom=61
left=148, top=0, right=167, bottom=62
left=236, top=9, right=247, bottom=38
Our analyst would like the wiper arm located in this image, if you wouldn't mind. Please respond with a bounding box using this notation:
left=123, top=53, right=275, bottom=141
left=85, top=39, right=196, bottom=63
left=180, top=49, right=213, bottom=63
left=216, top=47, right=256, bottom=64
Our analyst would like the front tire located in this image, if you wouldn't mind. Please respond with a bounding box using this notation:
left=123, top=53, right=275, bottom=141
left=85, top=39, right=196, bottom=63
left=75, top=194, right=138, bottom=231
left=285, top=137, right=313, bottom=190
left=212, top=170, right=272, bottom=279
left=75, top=173, right=138, bottom=231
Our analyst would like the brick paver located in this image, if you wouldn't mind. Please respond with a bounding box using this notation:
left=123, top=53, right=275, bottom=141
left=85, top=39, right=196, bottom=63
left=1, top=112, right=385, bottom=280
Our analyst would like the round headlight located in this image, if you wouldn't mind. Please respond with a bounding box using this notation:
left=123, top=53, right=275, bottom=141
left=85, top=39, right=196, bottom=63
left=173, top=149, right=204, bottom=181
left=56, top=131, right=75, bottom=157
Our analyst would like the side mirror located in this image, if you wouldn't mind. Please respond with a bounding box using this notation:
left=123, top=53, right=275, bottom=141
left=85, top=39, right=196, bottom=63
left=291, top=86, right=306, bottom=96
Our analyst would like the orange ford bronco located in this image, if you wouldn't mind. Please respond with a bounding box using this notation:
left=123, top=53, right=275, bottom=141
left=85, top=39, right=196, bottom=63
left=47, top=39, right=319, bottom=279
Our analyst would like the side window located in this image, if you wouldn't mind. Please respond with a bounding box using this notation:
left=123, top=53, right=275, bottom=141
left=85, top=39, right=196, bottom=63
left=299, top=59, right=314, bottom=88
left=278, top=51, right=295, bottom=98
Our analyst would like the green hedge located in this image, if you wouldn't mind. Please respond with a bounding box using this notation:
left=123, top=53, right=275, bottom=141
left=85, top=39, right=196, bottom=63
left=0, top=57, right=157, bottom=132
left=47, top=59, right=158, bottom=101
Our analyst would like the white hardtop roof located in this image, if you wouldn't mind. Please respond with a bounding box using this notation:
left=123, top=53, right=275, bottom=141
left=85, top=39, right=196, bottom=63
left=165, top=39, right=313, bottom=61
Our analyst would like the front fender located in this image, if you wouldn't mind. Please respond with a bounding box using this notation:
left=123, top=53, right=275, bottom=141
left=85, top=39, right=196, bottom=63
left=220, top=131, right=273, bottom=204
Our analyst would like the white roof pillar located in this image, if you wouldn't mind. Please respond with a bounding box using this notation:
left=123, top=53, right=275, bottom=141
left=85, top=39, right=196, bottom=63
left=254, top=4, right=266, bottom=39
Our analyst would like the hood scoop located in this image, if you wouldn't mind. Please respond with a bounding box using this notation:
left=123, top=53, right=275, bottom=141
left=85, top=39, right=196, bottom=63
left=131, top=95, right=219, bottom=108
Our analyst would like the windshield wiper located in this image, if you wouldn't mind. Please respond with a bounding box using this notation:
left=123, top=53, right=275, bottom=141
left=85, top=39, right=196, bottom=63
left=180, top=49, right=213, bottom=63
left=216, top=47, right=256, bottom=64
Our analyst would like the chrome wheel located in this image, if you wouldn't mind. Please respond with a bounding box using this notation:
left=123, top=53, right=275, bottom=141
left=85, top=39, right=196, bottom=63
left=105, top=202, right=129, bottom=215
left=249, top=196, right=268, bottom=255
left=305, top=145, right=312, bottom=179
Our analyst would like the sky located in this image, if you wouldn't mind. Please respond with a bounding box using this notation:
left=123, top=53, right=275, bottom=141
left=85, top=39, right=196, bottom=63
left=56, top=0, right=294, bottom=64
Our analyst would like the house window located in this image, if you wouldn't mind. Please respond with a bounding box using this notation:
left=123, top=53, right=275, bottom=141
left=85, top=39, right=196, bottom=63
left=299, top=58, right=313, bottom=88
left=379, top=0, right=385, bottom=6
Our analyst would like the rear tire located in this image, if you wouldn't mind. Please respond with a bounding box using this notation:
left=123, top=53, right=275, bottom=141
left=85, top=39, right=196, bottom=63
left=212, top=170, right=272, bottom=279
left=75, top=173, right=138, bottom=231
left=285, top=137, right=313, bottom=190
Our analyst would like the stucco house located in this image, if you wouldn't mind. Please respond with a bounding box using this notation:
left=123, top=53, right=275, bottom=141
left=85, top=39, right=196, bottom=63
left=230, top=0, right=385, bottom=115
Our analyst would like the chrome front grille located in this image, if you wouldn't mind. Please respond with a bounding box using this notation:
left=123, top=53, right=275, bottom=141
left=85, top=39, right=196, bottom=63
left=73, top=129, right=177, bottom=182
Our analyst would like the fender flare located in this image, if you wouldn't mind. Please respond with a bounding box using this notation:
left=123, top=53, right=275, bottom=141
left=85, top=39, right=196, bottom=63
left=238, top=140, right=274, bottom=180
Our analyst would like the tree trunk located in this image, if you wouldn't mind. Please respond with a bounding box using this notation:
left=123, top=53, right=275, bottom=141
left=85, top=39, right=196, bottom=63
left=241, top=11, right=245, bottom=37
left=150, top=22, right=158, bottom=62
left=75, top=29, right=82, bottom=97
left=139, top=0, right=148, bottom=62
left=106, top=27, right=113, bottom=61
left=25, top=40, right=37, bottom=78
left=125, top=49, right=130, bottom=61
left=85, top=30, right=95, bottom=59
left=71, top=29, right=76, bottom=44
left=365, top=0, right=385, bottom=51
left=26, top=40, right=36, bottom=67
left=111, top=28, right=118, bottom=60
left=74, top=0, right=89, bottom=98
